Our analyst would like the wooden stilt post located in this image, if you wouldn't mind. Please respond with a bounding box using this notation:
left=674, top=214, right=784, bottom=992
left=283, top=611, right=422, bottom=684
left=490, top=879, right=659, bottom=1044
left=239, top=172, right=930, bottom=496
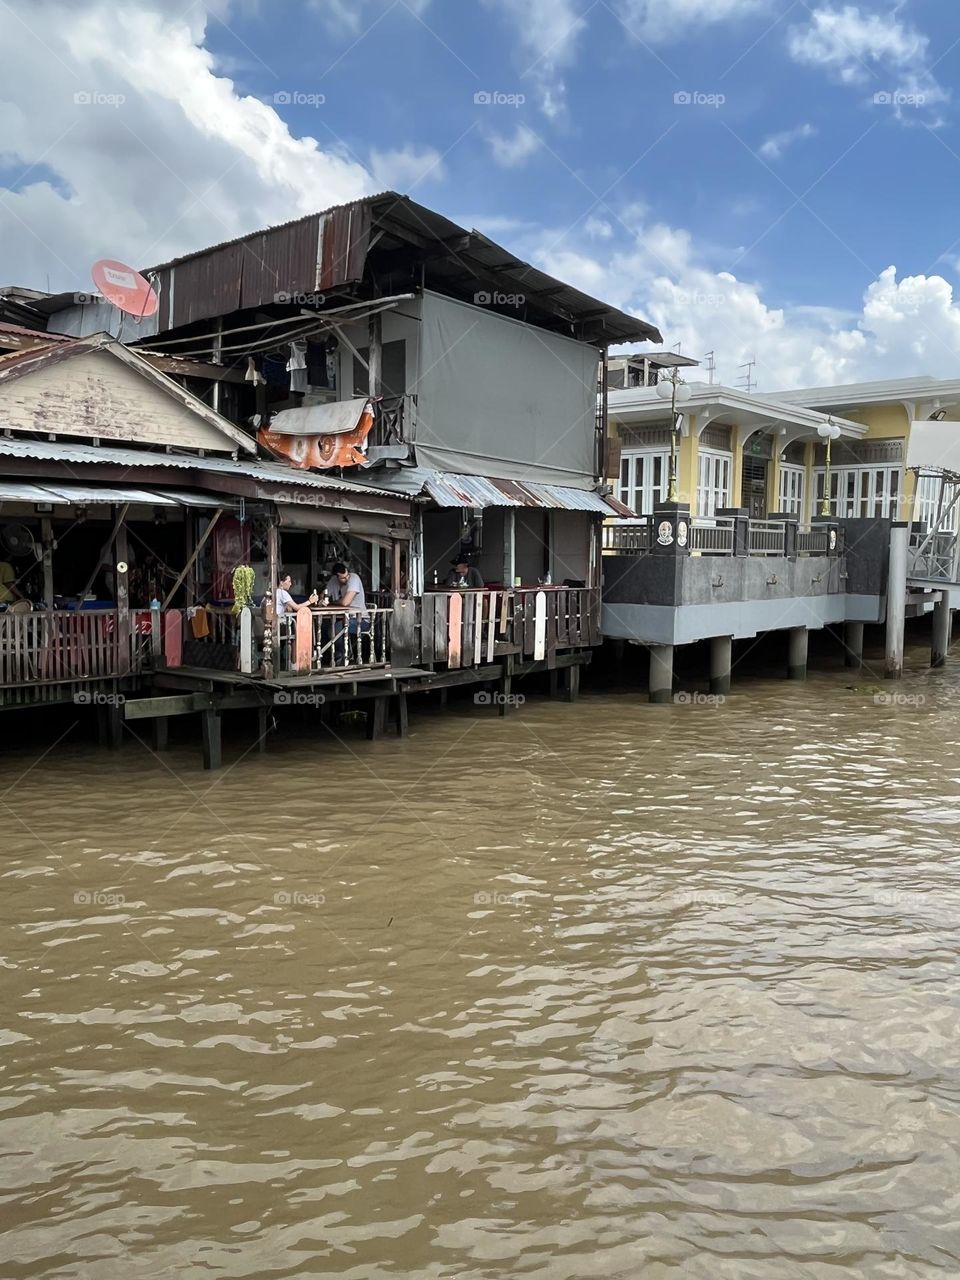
left=564, top=662, right=580, bottom=702
left=152, top=717, right=169, bottom=752
left=201, top=709, right=222, bottom=770
left=257, top=705, right=269, bottom=752
left=395, top=689, right=409, bottom=737
left=499, top=653, right=515, bottom=715
left=366, top=696, right=387, bottom=740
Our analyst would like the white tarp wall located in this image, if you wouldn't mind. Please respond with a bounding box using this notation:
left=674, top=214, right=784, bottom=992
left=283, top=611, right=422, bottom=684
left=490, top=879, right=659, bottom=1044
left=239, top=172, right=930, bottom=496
left=414, top=290, right=599, bottom=489
left=906, top=419, right=960, bottom=476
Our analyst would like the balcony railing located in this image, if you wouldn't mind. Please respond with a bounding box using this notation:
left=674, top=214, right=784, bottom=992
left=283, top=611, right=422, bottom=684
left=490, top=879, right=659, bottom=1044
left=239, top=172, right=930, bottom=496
left=276, top=608, right=392, bottom=676
left=604, top=516, right=840, bottom=559
left=420, top=587, right=599, bottom=668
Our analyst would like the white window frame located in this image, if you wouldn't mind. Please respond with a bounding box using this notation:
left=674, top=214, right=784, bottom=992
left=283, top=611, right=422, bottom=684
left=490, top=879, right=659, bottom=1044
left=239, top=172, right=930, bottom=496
left=618, top=448, right=670, bottom=515
left=778, top=463, right=806, bottom=518
left=813, top=465, right=902, bottom=519
left=915, top=474, right=960, bottom=533
left=697, top=449, right=732, bottom=518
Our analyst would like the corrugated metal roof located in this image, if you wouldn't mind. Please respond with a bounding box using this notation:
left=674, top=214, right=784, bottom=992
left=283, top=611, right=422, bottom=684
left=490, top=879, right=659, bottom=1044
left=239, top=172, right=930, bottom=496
left=0, top=438, right=406, bottom=500
left=0, top=480, right=178, bottom=505
left=140, top=193, right=659, bottom=346
left=368, top=467, right=626, bottom=514
left=0, top=321, right=69, bottom=343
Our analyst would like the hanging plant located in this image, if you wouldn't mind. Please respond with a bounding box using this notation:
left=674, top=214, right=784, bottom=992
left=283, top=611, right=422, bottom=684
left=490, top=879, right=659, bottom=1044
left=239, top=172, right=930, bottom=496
left=232, top=564, right=255, bottom=614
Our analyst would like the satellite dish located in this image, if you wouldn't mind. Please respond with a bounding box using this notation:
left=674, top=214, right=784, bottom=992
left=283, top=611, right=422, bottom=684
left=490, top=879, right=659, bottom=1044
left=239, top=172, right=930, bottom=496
left=91, top=258, right=159, bottom=320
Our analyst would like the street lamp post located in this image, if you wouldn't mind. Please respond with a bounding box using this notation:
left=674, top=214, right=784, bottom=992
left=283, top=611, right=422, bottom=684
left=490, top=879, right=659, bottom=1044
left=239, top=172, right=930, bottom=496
left=655, top=371, right=692, bottom=503
left=817, top=421, right=842, bottom=517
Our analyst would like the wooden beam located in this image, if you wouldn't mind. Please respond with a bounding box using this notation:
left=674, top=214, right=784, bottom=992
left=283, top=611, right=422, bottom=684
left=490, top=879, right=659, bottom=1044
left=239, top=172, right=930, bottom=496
left=161, top=509, right=222, bottom=609
left=115, top=513, right=131, bottom=677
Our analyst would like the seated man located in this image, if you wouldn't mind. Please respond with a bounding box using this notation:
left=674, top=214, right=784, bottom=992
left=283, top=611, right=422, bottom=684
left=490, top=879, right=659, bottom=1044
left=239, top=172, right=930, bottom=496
left=323, top=562, right=370, bottom=664
left=445, top=557, right=484, bottom=588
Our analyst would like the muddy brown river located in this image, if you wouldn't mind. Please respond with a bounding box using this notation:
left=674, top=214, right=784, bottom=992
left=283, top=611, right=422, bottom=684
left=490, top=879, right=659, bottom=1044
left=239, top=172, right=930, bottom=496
left=4, top=644, right=960, bottom=1278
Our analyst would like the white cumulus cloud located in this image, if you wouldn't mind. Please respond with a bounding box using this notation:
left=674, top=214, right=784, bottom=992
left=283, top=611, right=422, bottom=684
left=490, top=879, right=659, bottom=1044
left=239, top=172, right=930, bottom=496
left=480, top=0, right=586, bottom=119
left=617, top=0, right=768, bottom=45
left=759, top=122, right=817, bottom=160
left=788, top=5, right=948, bottom=122
left=0, top=0, right=397, bottom=292
left=488, top=124, right=541, bottom=168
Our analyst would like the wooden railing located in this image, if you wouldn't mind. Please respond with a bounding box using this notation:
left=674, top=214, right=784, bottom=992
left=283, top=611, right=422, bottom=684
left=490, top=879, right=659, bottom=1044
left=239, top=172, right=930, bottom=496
left=0, top=609, right=125, bottom=690
left=275, top=607, right=392, bottom=676
left=418, top=587, right=599, bottom=669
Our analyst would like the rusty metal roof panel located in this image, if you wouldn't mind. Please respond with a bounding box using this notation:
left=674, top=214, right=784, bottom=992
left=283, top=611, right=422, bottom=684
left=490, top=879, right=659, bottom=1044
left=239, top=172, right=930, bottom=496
left=318, top=203, right=371, bottom=292
left=241, top=214, right=321, bottom=310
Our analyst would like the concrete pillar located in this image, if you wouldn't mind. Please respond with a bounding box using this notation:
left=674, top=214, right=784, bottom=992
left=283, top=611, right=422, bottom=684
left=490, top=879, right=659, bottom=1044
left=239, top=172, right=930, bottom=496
left=709, top=635, right=732, bottom=696
left=787, top=627, right=808, bottom=681
left=885, top=522, right=909, bottom=680
left=844, top=621, right=864, bottom=670
left=931, top=595, right=951, bottom=669
left=649, top=644, right=674, bottom=704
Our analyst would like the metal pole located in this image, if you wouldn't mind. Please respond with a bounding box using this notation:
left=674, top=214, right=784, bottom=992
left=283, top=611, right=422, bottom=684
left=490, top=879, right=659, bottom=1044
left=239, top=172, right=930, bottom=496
left=668, top=373, right=679, bottom=502
left=819, top=434, right=832, bottom=517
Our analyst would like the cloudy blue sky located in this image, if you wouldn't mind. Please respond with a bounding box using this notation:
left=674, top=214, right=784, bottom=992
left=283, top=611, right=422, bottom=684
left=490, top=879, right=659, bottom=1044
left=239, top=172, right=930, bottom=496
left=2, top=0, right=959, bottom=388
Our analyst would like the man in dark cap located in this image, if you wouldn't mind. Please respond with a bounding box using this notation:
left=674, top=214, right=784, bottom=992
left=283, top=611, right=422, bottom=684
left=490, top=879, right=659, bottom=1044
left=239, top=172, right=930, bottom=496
left=445, top=557, right=484, bottom=588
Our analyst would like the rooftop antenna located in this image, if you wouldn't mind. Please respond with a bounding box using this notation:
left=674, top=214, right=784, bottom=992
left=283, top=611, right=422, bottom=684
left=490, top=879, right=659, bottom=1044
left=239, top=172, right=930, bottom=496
left=737, top=357, right=757, bottom=394
left=704, top=350, right=717, bottom=385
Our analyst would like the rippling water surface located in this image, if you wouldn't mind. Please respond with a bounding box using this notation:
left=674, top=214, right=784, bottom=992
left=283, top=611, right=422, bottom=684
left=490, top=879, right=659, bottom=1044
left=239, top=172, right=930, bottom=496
left=4, top=648, right=960, bottom=1278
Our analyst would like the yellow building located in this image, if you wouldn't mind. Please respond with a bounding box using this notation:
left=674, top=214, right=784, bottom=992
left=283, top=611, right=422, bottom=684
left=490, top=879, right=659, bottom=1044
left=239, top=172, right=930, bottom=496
left=607, top=357, right=960, bottom=528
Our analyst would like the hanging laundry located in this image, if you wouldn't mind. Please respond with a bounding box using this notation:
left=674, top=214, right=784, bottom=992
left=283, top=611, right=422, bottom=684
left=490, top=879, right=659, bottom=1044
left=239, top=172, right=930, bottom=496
left=244, top=356, right=265, bottom=386
left=190, top=607, right=211, bottom=639
left=287, top=340, right=308, bottom=392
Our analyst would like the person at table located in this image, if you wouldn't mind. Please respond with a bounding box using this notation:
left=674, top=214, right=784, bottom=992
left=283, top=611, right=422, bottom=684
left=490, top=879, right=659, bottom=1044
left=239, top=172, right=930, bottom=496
left=0, top=559, right=25, bottom=606
left=323, top=562, right=369, bottom=663
left=445, top=557, right=484, bottom=588
left=274, top=571, right=317, bottom=618
left=324, top=562, right=368, bottom=614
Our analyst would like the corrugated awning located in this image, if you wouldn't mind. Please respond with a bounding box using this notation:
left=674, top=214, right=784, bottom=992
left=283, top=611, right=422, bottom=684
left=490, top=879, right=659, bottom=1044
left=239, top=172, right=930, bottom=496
left=0, top=480, right=233, bottom=508
left=364, top=467, right=633, bottom=516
